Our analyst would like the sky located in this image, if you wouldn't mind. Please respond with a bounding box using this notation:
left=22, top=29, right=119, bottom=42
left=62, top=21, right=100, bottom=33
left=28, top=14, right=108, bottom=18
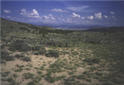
left=1, top=1, right=124, bottom=27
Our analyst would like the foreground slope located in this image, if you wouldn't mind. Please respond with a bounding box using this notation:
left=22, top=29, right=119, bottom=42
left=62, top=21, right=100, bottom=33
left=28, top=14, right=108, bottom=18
left=1, top=18, right=124, bottom=85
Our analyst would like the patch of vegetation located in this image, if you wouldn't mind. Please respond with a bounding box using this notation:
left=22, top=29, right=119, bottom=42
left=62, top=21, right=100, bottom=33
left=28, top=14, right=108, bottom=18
left=9, top=39, right=31, bottom=52
left=33, top=46, right=46, bottom=55
left=45, top=73, right=65, bottom=83
left=45, top=50, right=59, bottom=58
left=14, top=53, right=25, bottom=59
left=1, top=50, right=15, bottom=61
left=2, top=77, right=19, bottom=85
left=1, top=71, right=10, bottom=77
left=83, top=57, right=100, bottom=65
left=20, top=56, right=31, bottom=62
left=14, top=53, right=31, bottom=62
left=64, top=76, right=81, bottom=85
left=27, top=81, right=36, bottom=85
left=14, top=65, right=24, bottom=72
left=23, top=73, right=34, bottom=79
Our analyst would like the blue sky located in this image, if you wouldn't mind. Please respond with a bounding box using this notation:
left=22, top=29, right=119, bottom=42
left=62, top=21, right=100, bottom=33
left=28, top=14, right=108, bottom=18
left=1, top=1, right=124, bottom=26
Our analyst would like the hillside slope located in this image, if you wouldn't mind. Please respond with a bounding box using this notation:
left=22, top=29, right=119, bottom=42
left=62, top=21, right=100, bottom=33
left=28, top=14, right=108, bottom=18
left=1, top=18, right=124, bottom=85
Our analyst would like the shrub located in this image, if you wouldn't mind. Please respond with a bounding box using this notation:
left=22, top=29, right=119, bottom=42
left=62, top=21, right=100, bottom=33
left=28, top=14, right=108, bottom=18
left=1, top=71, right=10, bottom=77
left=12, top=53, right=31, bottom=62
left=45, top=50, right=59, bottom=58
left=32, top=45, right=41, bottom=51
left=33, top=46, right=46, bottom=55
left=20, top=56, right=31, bottom=62
left=45, top=73, right=65, bottom=83
left=27, top=81, right=36, bottom=85
left=1, top=50, right=15, bottom=61
left=15, top=65, right=24, bottom=72
left=23, top=73, right=34, bottom=79
left=14, top=54, right=25, bottom=59
left=9, top=40, right=31, bottom=52
left=38, top=47, right=46, bottom=54
left=83, top=57, right=100, bottom=65
left=64, top=77, right=80, bottom=85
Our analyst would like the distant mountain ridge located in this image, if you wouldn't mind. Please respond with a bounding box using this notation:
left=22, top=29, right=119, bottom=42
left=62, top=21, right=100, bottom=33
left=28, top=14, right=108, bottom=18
left=1, top=18, right=124, bottom=32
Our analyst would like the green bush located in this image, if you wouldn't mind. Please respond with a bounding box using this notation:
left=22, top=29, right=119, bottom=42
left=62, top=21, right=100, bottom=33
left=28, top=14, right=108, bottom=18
left=83, top=57, right=100, bottom=65
left=64, top=77, right=80, bottom=85
left=32, top=45, right=41, bottom=51
left=9, top=40, right=31, bottom=52
left=33, top=46, right=46, bottom=55
left=23, top=73, right=34, bottom=79
left=1, top=50, right=15, bottom=61
left=20, top=56, right=31, bottom=62
left=45, top=50, right=59, bottom=58
left=27, top=81, right=36, bottom=85
left=14, top=54, right=25, bottom=59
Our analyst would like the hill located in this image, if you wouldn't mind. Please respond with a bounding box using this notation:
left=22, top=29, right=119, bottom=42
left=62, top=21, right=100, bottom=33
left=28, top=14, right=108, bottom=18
left=1, top=18, right=124, bottom=85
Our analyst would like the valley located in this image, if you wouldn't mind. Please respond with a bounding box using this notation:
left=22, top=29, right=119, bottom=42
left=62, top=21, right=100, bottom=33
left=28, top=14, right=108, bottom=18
left=1, top=18, right=124, bottom=85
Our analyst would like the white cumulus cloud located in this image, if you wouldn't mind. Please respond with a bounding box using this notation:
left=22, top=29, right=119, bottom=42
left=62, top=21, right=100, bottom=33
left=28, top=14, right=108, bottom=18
left=72, top=12, right=81, bottom=18
left=41, top=14, right=56, bottom=24
left=42, top=14, right=55, bottom=20
left=94, top=12, right=102, bottom=19
left=3, top=9, right=11, bottom=13
left=20, top=9, right=40, bottom=18
left=87, top=16, right=94, bottom=20
left=31, top=9, right=40, bottom=17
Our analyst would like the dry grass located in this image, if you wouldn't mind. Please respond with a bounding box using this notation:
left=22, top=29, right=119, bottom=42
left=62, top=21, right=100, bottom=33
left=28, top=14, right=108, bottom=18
left=1, top=47, right=124, bottom=85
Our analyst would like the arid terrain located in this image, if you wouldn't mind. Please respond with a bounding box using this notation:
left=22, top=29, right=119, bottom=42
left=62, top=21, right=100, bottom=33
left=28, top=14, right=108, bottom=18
left=1, top=18, right=124, bottom=85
